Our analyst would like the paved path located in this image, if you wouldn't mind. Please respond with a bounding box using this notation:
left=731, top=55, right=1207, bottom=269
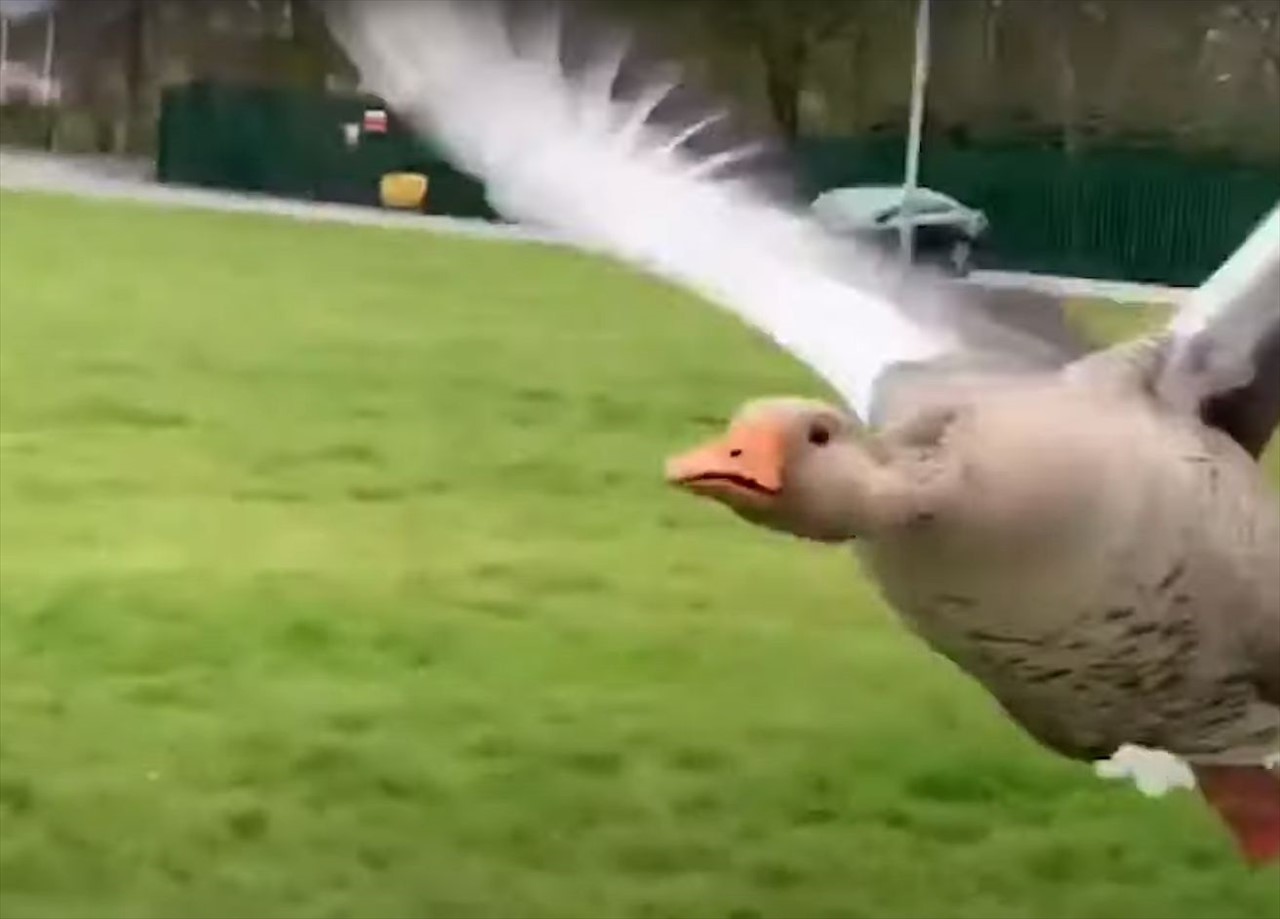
left=1, top=147, right=1188, bottom=308
left=972, top=269, right=1186, bottom=307
left=0, top=148, right=549, bottom=243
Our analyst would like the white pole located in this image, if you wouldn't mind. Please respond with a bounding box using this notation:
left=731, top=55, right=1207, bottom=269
left=0, top=16, right=9, bottom=103
left=40, top=6, right=54, bottom=104
left=900, top=0, right=931, bottom=265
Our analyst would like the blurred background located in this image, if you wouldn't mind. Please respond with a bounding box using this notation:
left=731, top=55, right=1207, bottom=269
left=2, top=4, right=1280, bottom=918
left=1, top=0, right=1278, bottom=285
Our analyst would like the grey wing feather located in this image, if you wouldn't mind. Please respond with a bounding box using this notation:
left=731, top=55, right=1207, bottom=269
left=1160, top=203, right=1280, bottom=458
left=1197, top=303, right=1280, bottom=459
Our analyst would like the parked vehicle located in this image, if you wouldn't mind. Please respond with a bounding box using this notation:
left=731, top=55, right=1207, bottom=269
left=810, top=185, right=989, bottom=276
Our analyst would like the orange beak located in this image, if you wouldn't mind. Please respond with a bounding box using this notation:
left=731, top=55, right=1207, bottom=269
left=664, top=420, right=785, bottom=505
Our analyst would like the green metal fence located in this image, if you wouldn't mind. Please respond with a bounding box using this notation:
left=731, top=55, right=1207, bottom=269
left=797, top=135, right=1280, bottom=286
left=924, top=144, right=1277, bottom=287
left=157, top=82, right=1279, bottom=287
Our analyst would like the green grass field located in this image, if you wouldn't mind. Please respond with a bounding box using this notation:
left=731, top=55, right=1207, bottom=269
left=1, top=191, right=1277, bottom=919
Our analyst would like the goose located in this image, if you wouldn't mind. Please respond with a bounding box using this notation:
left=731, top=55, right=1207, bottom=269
left=327, top=0, right=1280, bottom=865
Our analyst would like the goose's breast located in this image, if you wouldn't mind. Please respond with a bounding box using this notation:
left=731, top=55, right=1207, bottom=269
left=865, top=562, right=1271, bottom=760
left=861, top=388, right=1279, bottom=760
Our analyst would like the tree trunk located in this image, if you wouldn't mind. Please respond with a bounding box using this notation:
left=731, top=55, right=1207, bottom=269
left=119, top=0, right=146, bottom=153
left=847, top=22, right=867, bottom=132
left=760, top=29, right=807, bottom=141
left=289, top=0, right=335, bottom=90
left=1052, top=1, right=1081, bottom=156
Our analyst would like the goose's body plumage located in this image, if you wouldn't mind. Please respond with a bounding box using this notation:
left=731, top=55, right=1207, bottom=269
left=329, top=0, right=1280, bottom=864
left=861, top=368, right=1279, bottom=765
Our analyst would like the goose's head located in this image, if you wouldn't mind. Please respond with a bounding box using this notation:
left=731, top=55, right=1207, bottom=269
left=664, top=397, right=910, bottom=543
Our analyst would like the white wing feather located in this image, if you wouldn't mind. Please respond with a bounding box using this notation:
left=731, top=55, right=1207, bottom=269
left=328, top=0, right=955, bottom=418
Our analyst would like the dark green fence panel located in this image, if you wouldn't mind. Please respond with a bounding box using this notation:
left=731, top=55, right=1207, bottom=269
left=793, top=135, right=907, bottom=198
left=158, top=82, right=314, bottom=197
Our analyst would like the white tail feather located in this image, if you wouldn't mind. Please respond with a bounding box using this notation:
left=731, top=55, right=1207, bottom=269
left=1093, top=745, right=1198, bottom=797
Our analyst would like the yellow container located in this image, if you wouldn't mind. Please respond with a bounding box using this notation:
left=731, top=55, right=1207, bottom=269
left=379, top=172, right=429, bottom=210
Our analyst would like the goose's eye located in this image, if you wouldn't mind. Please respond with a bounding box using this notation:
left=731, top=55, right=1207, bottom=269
left=808, top=424, right=831, bottom=447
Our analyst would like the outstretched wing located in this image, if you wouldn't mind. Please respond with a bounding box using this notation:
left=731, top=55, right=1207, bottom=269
left=326, top=0, right=1071, bottom=419
left=1160, top=204, right=1280, bottom=458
